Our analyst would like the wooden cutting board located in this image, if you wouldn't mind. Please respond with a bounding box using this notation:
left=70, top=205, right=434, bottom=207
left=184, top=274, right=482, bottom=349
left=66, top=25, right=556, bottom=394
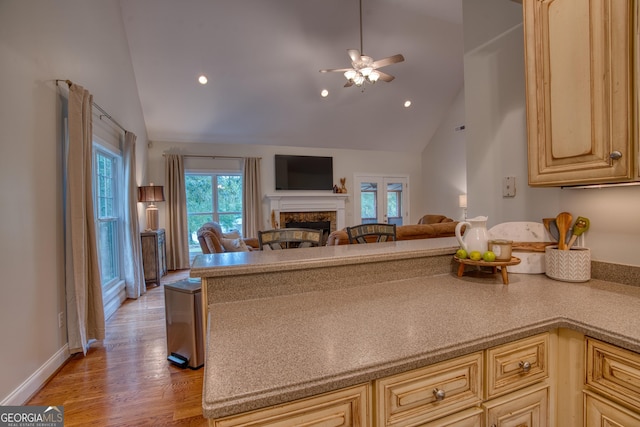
left=488, top=222, right=555, bottom=274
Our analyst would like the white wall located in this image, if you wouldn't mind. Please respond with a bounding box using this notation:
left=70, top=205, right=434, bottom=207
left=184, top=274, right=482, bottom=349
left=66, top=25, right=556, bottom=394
left=0, top=1, right=147, bottom=404
left=462, top=0, right=640, bottom=266
left=148, top=141, right=424, bottom=229
left=421, top=88, right=467, bottom=221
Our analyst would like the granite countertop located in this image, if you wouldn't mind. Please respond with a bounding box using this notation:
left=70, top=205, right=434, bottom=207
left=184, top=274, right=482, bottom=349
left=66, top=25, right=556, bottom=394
left=190, top=237, right=460, bottom=278
left=202, top=271, right=640, bottom=419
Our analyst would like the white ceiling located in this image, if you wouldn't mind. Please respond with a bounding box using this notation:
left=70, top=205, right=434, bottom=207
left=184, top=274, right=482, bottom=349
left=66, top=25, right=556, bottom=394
left=120, top=0, right=464, bottom=153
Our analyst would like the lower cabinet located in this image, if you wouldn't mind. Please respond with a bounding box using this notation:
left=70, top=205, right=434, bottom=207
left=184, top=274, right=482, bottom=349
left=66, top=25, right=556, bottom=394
left=483, top=384, right=548, bottom=427
left=208, top=333, right=555, bottom=427
left=375, top=352, right=483, bottom=426
left=584, top=391, right=640, bottom=426
left=584, top=337, right=640, bottom=426
left=209, top=384, right=370, bottom=427
left=374, top=332, right=552, bottom=427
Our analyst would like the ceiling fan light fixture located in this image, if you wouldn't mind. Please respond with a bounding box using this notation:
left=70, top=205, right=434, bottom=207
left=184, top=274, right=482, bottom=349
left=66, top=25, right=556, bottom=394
left=368, top=70, right=380, bottom=83
left=344, top=70, right=357, bottom=80
left=353, top=74, right=365, bottom=86
left=361, top=67, right=373, bottom=77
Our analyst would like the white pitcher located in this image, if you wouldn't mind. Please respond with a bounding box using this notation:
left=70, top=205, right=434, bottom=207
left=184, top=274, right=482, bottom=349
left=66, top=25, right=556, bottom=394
left=455, top=216, right=489, bottom=254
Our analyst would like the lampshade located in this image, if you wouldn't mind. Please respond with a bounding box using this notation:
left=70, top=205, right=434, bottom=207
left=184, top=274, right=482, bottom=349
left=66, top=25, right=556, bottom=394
left=138, top=184, right=165, bottom=231
left=138, top=185, right=165, bottom=203
left=458, top=194, right=468, bottom=208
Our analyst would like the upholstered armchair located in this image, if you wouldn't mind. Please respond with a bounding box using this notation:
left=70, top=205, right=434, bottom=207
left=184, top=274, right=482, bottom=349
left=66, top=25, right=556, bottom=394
left=196, top=222, right=259, bottom=254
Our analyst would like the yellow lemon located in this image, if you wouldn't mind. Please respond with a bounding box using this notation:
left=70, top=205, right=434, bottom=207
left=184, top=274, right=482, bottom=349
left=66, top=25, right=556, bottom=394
left=456, top=248, right=468, bottom=259
left=469, top=251, right=482, bottom=261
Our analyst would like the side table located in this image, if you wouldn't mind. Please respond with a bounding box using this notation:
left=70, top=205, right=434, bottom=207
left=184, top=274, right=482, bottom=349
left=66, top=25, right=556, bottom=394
left=141, top=229, right=167, bottom=286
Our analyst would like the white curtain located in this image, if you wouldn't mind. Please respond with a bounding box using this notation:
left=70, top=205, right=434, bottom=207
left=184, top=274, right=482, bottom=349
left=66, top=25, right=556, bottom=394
left=122, top=132, right=146, bottom=298
left=243, top=157, right=263, bottom=237
left=65, top=83, right=105, bottom=355
left=165, top=154, right=190, bottom=270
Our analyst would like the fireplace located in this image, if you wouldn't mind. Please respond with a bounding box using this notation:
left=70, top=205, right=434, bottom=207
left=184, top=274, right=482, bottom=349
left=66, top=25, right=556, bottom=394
left=265, top=193, right=348, bottom=234
left=281, top=212, right=335, bottom=245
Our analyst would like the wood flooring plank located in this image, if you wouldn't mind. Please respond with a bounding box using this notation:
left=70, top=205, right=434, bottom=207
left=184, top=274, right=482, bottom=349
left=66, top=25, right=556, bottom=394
left=27, top=270, right=207, bottom=426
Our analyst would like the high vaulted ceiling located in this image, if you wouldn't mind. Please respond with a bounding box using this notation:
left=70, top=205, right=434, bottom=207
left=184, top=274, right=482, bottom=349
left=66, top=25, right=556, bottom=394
left=120, top=0, right=463, bottom=152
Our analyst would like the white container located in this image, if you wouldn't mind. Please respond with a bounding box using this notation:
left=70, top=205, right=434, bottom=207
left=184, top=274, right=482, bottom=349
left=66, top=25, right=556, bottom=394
left=488, top=239, right=513, bottom=261
left=545, top=246, right=591, bottom=282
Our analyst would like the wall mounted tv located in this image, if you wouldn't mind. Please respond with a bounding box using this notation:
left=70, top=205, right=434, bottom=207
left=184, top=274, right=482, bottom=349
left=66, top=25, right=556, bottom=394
left=275, top=155, right=333, bottom=191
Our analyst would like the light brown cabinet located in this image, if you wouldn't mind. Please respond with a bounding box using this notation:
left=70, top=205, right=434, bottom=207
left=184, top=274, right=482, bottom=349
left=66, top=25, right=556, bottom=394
left=207, top=333, right=555, bottom=427
left=523, top=0, right=638, bottom=186
left=483, top=384, right=548, bottom=427
left=209, top=384, right=370, bottom=427
left=483, top=333, right=552, bottom=427
left=375, top=351, right=483, bottom=426
left=141, top=229, right=166, bottom=286
left=584, top=337, right=640, bottom=425
left=584, top=391, right=640, bottom=426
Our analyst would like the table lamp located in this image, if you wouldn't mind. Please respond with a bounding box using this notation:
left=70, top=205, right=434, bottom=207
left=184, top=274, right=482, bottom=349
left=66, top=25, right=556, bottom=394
left=138, top=183, right=165, bottom=231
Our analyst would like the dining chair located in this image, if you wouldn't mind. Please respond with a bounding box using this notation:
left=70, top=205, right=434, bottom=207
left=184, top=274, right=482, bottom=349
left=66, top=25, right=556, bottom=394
left=346, top=223, right=397, bottom=244
left=258, top=228, right=323, bottom=250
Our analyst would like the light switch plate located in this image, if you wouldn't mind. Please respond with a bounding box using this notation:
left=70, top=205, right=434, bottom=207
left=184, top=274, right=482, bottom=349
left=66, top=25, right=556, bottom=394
left=503, top=176, right=516, bottom=197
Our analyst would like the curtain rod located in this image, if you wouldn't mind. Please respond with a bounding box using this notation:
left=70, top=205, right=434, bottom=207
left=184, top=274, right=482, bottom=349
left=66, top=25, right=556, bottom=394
left=56, top=79, right=127, bottom=133
left=162, top=154, right=261, bottom=160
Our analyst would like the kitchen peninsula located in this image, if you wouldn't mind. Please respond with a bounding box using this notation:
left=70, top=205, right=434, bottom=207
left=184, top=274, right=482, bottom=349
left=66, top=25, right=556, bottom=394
left=190, top=239, right=640, bottom=426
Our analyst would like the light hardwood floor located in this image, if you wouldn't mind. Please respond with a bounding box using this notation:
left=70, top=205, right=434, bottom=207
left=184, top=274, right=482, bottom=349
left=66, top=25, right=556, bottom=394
left=27, top=270, right=208, bottom=426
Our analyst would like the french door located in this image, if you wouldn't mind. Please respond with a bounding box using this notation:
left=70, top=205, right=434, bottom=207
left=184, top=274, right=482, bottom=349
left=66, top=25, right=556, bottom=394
left=353, top=175, right=409, bottom=226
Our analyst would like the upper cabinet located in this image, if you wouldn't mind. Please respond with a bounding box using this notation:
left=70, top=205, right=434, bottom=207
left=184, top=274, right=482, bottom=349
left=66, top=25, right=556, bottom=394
left=524, top=0, right=638, bottom=186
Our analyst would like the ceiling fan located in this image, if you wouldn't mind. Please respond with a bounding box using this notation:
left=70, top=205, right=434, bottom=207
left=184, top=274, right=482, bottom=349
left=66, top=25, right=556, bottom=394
left=319, top=0, right=405, bottom=88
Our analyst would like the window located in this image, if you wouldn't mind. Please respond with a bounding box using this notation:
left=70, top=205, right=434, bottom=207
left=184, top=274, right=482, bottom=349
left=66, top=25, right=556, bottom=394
left=93, top=146, right=122, bottom=287
left=185, top=173, right=243, bottom=252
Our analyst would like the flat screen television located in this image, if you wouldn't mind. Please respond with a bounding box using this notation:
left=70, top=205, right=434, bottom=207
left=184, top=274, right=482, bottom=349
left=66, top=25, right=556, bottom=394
left=275, top=155, right=333, bottom=190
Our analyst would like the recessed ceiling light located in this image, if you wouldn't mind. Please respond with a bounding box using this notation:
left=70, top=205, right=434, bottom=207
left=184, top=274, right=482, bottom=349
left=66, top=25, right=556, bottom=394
left=404, top=100, right=412, bottom=108
left=198, top=75, right=208, bottom=85
left=321, top=89, right=329, bottom=98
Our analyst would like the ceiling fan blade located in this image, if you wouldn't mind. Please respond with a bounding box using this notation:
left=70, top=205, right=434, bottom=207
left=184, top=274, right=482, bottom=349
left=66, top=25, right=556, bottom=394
left=372, top=54, right=405, bottom=69
left=344, top=81, right=354, bottom=88
left=347, top=49, right=361, bottom=63
left=320, top=68, right=353, bottom=73
left=377, top=71, right=395, bottom=82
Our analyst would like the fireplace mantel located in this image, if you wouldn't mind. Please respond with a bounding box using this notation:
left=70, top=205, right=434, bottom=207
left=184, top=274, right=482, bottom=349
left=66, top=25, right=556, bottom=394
left=265, top=193, right=349, bottom=230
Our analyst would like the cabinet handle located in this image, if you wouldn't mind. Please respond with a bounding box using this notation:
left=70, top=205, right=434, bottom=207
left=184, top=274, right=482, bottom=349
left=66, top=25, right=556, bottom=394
left=519, top=361, right=531, bottom=373
left=609, top=151, right=623, bottom=161
left=433, top=388, right=446, bottom=401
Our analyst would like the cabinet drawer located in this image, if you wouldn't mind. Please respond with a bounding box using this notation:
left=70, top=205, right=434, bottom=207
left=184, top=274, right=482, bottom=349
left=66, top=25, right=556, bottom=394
left=375, top=352, right=483, bottom=427
left=211, top=384, right=370, bottom=427
left=486, top=333, right=549, bottom=399
left=586, top=337, right=640, bottom=410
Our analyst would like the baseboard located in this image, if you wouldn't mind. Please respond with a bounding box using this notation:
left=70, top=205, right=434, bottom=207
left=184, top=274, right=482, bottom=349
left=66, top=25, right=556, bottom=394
left=1, top=344, right=70, bottom=405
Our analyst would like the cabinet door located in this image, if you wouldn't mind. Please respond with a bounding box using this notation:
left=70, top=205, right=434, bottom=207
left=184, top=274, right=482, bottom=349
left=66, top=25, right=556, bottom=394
left=141, top=232, right=159, bottom=283
left=484, top=385, right=548, bottom=427
left=584, top=391, right=640, bottom=427
left=523, top=0, right=635, bottom=186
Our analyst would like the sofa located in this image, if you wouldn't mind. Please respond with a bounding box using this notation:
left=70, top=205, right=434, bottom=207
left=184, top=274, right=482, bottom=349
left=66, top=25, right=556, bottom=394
left=197, top=222, right=260, bottom=253
left=326, top=214, right=460, bottom=245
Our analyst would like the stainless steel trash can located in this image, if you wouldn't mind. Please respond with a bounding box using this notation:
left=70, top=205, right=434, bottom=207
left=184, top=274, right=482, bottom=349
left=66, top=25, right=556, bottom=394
left=164, top=278, right=204, bottom=369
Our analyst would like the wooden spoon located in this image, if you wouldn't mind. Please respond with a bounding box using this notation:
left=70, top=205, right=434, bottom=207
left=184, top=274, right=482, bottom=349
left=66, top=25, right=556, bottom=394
left=542, top=217, right=559, bottom=242
left=555, top=212, right=573, bottom=250
left=567, top=216, right=590, bottom=249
